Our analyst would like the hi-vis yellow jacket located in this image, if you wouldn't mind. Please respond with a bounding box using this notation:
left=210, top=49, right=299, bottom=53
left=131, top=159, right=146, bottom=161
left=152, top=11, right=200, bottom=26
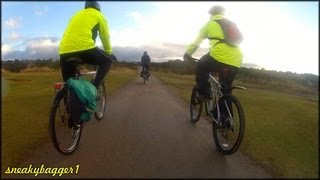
left=186, top=14, right=243, bottom=67
left=59, top=8, right=112, bottom=55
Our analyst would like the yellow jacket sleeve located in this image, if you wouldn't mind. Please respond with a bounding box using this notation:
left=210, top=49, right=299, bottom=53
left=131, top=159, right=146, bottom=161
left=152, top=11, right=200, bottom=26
left=99, top=14, right=112, bottom=55
left=186, top=23, right=208, bottom=55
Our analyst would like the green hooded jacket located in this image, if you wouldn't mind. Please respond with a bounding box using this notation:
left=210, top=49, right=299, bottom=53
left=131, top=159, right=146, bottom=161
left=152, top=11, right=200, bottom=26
left=59, top=8, right=112, bottom=55
left=186, top=14, right=243, bottom=67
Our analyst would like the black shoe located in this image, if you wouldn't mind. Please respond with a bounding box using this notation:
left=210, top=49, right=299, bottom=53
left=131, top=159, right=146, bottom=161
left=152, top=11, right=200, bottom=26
left=197, top=94, right=213, bottom=101
left=74, top=123, right=81, bottom=130
left=197, top=89, right=213, bottom=101
left=70, top=116, right=82, bottom=130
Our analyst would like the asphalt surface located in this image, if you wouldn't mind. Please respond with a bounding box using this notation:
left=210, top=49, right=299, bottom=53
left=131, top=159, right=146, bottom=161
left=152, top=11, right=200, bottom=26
left=3, top=73, right=272, bottom=178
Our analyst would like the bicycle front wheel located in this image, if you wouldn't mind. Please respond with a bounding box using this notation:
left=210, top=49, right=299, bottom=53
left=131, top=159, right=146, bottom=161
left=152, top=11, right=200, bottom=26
left=49, top=90, right=82, bottom=154
left=189, top=85, right=203, bottom=123
left=212, top=94, right=245, bottom=155
left=95, top=82, right=106, bottom=120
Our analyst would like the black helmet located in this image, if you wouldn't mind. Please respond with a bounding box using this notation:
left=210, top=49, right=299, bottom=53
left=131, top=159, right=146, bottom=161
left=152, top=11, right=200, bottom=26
left=85, top=1, right=100, bottom=11
left=208, top=5, right=225, bottom=15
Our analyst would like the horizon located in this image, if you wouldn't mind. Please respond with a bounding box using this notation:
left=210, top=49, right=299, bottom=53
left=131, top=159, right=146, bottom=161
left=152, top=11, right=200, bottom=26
left=1, top=1, right=319, bottom=75
left=1, top=58, right=317, bottom=76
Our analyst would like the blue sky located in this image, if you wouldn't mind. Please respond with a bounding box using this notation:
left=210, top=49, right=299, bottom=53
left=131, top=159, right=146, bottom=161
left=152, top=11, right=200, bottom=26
left=1, top=1, right=319, bottom=75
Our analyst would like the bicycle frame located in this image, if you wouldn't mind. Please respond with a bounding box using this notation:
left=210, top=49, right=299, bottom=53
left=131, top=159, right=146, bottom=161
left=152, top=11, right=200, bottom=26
left=207, top=73, right=246, bottom=125
left=207, top=73, right=223, bottom=125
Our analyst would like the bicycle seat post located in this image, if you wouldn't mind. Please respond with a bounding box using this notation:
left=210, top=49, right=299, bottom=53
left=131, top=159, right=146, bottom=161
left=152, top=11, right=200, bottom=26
left=209, top=73, right=222, bottom=90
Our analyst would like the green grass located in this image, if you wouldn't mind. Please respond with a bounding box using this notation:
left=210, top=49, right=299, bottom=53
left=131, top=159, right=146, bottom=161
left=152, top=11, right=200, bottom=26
left=1, top=68, right=137, bottom=172
left=154, top=71, right=319, bottom=178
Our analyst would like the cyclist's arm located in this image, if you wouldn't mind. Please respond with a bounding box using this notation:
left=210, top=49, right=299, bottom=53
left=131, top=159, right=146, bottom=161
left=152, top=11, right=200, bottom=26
left=186, top=23, right=208, bottom=56
left=147, top=56, right=151, bottom=64
left=99, top=14, right=112, bottom=55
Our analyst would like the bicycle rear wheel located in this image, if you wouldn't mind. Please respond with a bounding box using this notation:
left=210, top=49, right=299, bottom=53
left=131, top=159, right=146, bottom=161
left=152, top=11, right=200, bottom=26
left=95, top=82, right=106, bottom=120
left=212, top=94, right=245, bottom=155
left=189, top=85, right=203, bottom=123
left=49, top=90, right=82, bottom=154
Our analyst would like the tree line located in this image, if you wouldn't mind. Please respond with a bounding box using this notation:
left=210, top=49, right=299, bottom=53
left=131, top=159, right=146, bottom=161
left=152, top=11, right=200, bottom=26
left=150, top=60, right=319, bottom=95
left=1, top=59, right=60, bottom=72
left=1, top=59, right=137, bottom=72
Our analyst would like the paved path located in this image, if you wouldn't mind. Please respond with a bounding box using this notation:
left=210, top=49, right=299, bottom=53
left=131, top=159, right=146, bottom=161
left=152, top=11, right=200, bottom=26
left=3, top=74, right=272, bottom=178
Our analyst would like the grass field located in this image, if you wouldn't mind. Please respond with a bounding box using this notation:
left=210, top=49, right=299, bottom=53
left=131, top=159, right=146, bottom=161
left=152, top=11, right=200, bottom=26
left=153, top=71, right=319, bottom=178
left=1, top=67, right=137, bottom=172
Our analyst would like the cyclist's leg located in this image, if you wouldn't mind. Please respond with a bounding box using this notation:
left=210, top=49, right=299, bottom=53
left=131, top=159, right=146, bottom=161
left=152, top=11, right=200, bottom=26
left=219, top=67, right=239, bottom=95
left=195, top=53, right=220, bottom=98
left=218, top=65, right=239, bottom=117
left=60, top=53, right=81, bottom=104
left=79, top=48, right=113, bottom=88
left=60, top=54, right=79, bottom=83
left=140, top=66, right=143, bottom=77
left=146, top=64, right=150, bottom=76
left=60, top=53, right=83, bottom=125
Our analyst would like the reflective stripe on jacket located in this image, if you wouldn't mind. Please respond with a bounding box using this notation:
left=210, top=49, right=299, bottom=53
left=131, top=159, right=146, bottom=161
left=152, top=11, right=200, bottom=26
left=186, top=14, right=243, bottom=68
left=59, top=8, right=112, bottom=55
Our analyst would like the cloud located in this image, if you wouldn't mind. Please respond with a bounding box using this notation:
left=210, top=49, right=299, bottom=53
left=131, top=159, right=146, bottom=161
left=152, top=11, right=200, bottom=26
left=111, top=43, right=208, bottom=62
left=110, top=2, right=212, bottom=48
left=2, top=44, right=12, bottom=55
left=3, top=16, right=22, bottom=29
left=2, top=36, right=208, bottom=62
left=8, top=31, right=21, bottom=41
left=34, top=6, right=49, bottom=16
left=127, top=12, right=144, bottom=23
left=2, top=37, right=60, bottom=60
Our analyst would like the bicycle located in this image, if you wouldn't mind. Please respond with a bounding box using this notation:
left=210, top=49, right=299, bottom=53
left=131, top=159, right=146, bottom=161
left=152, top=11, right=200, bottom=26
left=49, top=58, right=107, bottom=155
left=190, top=62, right=246, bottom=155
left=140, top=68, right=150, bottom=84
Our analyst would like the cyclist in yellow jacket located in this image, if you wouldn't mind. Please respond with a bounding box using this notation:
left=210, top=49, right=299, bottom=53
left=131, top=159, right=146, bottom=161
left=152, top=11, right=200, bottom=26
left=183, top=5, right=243, bottom=100
left=59, top=1, right=117, bottom=88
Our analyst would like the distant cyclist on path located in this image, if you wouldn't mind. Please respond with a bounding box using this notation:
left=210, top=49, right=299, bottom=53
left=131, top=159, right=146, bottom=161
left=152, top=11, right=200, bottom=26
left=140, top=51, right=151, bottom=77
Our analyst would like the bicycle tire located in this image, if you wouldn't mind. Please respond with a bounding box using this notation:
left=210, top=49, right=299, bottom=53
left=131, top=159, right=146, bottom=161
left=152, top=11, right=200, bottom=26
left=189, top=85, right=203, bottom=123
left=49, top=90, right=82, bottom=155
left=212, top=94, right=245, bottom=155
left=95, top=82, right=106, bottom=120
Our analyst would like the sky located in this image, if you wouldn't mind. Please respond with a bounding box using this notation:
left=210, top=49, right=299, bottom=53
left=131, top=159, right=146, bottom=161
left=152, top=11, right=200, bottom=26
left=1, top=1, right=319, bottom=75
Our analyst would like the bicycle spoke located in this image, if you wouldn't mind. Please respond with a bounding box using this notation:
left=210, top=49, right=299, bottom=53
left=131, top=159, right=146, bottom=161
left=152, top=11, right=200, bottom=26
left=50, top=91, right=81, bottom=154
